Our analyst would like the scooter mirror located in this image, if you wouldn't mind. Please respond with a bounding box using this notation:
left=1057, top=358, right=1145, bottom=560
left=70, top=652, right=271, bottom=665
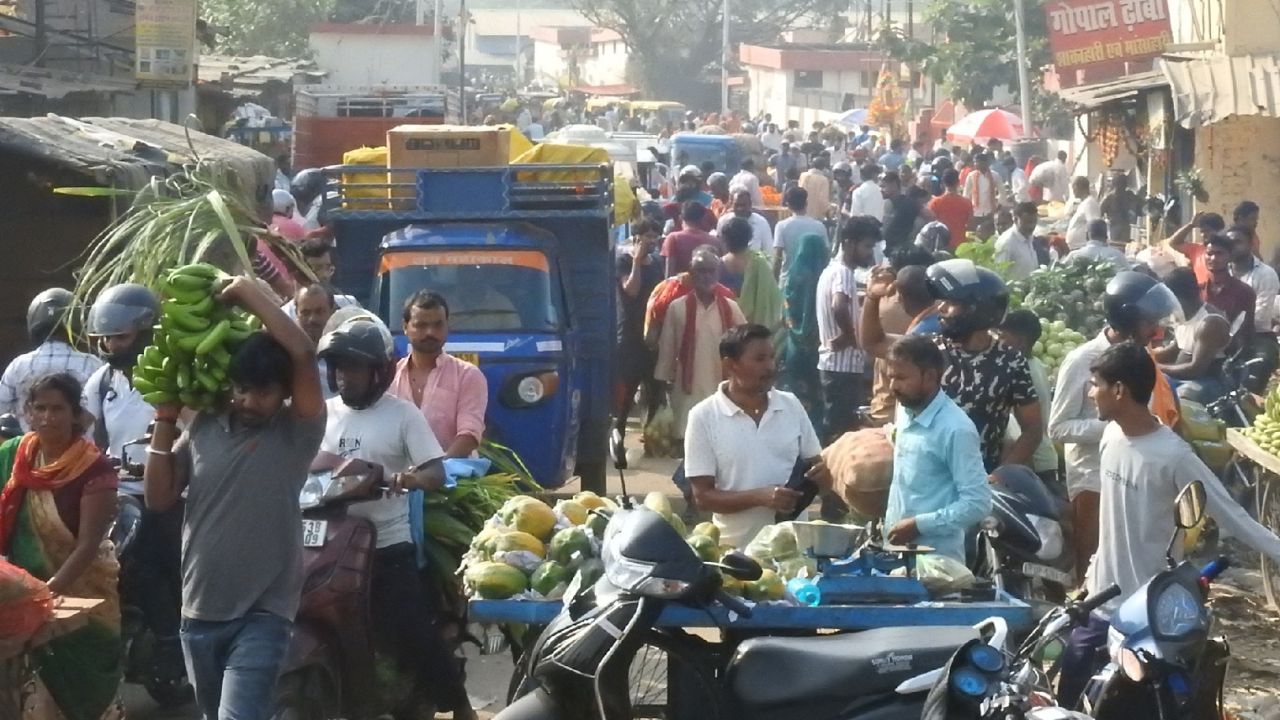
left=717, top=551, right=763, bottom=582
left=1174, top=480, right=1207, bottom=529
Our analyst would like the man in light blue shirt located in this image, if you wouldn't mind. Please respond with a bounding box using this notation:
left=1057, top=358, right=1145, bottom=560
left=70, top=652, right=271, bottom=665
left=883, top=335, right=992, bottom=561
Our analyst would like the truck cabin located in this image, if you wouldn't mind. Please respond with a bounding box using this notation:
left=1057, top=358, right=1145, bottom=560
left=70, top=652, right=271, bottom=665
left=670, top=133, right=740, bottom=176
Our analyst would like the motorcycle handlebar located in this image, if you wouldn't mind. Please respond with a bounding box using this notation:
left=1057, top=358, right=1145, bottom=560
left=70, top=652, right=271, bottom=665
left=715, top=589, right=753, bottom=619
left=1074, top=584, right=1121, bottom=619
left=1201, top=556, right=1230, bottom=582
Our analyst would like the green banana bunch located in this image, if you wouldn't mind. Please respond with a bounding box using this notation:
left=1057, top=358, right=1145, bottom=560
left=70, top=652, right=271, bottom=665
left=132, top=264, right=261, bottom=411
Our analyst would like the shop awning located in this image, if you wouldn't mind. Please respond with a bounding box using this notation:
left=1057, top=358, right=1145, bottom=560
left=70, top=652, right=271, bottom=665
left=0, top=62, right=136, bottom=98
left=1158, top=54, right=1280, bottom=129
left=1058, top=70, right=1168, bottom=111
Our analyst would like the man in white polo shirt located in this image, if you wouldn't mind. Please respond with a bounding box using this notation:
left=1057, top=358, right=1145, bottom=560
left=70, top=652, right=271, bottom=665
left=685, top=324, right=829, bottom=548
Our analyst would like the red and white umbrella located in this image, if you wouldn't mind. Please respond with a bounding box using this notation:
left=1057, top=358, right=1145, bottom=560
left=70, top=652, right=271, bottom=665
left=945, top=109, right=1027, bottom=144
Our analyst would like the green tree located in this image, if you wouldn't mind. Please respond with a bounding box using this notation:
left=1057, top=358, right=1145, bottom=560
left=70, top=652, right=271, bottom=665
left=879, top=0, right=1050, bottom=110
left=569, top=0, right=844, bottom=104
left=201, top=0, right=336, bottom=57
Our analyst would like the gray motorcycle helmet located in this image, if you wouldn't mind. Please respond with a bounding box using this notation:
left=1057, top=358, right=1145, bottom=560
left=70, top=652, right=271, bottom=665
left=88, top=283, right=160, bottom=337
left=27, top=288, right=74, bottom=343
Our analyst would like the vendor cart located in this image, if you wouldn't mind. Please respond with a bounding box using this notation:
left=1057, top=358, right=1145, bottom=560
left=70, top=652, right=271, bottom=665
left=1223, top=428, right=1280, bottom=610
left=471, top=592, right=1031, bottom=630
left=1, top=597, right=103, bottom=718
left=472, top=591, right=1032, bottom=713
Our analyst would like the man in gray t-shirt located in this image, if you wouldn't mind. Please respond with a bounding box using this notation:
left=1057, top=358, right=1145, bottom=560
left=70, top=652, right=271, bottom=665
left=773, top=186, right=831, bottom=284
left=145, top=277, right=326, bottom=720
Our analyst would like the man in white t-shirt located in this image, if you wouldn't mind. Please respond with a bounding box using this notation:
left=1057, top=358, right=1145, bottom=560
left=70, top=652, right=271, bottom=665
left=82, top=284, right=160, bottom=461
left=817, top=218, right=877, bottom=442
left=1064, top=176, right=1102, bottom=251
left=1057, top=341, right=1280, bottom=705
left=846, top=163, right=886, bottom=221
left=1029, top=150, right=1071, bottom=203
left=716, top=189, right=774, bottom=253
left=685, top=324, right=829, bottom=549
left=995, top=201, right=1040, bottom=280
left=316, top=318, right=475, bottom=719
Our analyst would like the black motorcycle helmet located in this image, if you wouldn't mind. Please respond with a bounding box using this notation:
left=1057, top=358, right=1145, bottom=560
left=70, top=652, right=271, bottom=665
left=0, top=413, right=22, bottom=441
left=290, top=168, right=326, bottom=206
left=27, top=288, right=75, bottom=344
left=316, top=318, right=395, bottom=409
left=1103, top=271, right=1179, bottom=339
left=88, top=283, right=159, bottom=370
left=926, top=258, right=1009, bottom=341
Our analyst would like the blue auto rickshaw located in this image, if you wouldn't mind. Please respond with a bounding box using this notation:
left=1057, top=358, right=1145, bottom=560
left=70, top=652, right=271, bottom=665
left=324, top=164, right=616, bottom=490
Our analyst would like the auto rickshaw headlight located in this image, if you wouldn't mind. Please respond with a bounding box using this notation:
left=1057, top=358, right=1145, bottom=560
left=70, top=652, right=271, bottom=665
left=517, top=376, right=545, bottom=403
left=503, top=371, right=560, bottom=407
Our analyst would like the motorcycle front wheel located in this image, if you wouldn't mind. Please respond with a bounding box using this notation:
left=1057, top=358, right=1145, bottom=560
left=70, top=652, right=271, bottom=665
left=624, top=631, right=722, bottom=720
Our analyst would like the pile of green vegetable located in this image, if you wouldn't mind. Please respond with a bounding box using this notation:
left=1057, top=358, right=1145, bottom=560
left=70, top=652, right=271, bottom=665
left=421, top=441, right=541, bottom=594
left=1033, top=319, right=1088, bottom=382
left=131, top=264, right=259, bottom=410
left=1007, top=259, right=1118, bottom=338
left=1240, top=389, right=1280, bottom=456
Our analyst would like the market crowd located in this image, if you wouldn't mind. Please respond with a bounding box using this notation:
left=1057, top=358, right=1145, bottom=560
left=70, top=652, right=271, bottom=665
left=7, top=106, right=1280, bottom=720
left=614, top=114, right=1280, bottom=703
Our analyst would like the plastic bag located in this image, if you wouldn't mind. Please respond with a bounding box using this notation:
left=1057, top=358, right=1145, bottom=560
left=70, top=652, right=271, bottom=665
left=910, top=554, right=976, bottom=595
left=643, top=403, right=677, bottom=457
left=0, top=558, right=54, bottom=641
left=745, top=522, right=800, bottom=566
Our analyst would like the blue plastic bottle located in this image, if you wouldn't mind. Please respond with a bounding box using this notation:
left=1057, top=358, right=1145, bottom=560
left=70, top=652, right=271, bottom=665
left=786, top=577, right=822, bottom=606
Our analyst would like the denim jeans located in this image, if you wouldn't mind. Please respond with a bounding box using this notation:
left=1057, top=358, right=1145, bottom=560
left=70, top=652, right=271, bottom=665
left=181, top=611, right=292, bottom=720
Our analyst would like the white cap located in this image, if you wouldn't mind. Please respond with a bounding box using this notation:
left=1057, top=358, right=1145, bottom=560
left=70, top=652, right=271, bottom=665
left=679, top=164, right=702, bottom=179
left=272, top=188, right=296, bottom=216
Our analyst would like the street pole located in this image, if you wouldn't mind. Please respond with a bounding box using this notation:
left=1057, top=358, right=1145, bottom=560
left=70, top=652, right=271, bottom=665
left=459, top=0, right=468, bottom=122
left=721, top=0, right=730, bottom=115
left=1013, top=0, right=1033, bottom=137
left=433, top=0, right=442, bottom=82
left=515, top=0, right=522, bottom=85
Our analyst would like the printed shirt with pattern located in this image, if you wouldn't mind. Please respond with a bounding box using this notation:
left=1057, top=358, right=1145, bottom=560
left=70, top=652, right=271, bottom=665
left=931, top=335, right=1037, bottom=471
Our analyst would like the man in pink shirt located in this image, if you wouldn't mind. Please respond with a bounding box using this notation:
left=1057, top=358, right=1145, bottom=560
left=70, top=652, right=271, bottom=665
left=390, top=291, right=489, bottom=457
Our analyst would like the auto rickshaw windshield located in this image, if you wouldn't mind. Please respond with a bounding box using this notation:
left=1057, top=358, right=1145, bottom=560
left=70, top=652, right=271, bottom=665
left=382, top=251, right=561, bottom=333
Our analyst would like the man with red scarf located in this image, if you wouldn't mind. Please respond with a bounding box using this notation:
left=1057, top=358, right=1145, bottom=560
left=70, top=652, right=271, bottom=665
left=656, top=247, right=746, bottom=449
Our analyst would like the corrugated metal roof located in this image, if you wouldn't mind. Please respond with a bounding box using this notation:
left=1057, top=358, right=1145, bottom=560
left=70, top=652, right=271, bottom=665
left=0, top=62, right=136, bottom=98
left=0, top=115, right=273, bottom=192
left=1058, top=70, right=1168, bottom=111
left=197, top=55, right=327, bottom=95
left=1159, top=54, right=1280, bottom=128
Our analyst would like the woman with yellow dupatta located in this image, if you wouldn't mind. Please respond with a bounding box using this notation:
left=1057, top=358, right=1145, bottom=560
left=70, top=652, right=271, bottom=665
left=0, top=373, right=121, bottom=720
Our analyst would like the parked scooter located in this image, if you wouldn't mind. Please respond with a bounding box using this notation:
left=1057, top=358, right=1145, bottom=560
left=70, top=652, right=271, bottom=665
left=271, top=455, right=383, bottom=720
left=970, top=465, right=1073, bottom=609
left=1080, top=481, right=1230, bottom=720
left=111, top=437, right=191, bottom=707
left=498, top=431, right=1012, bottom=720
left=925, top=481, right=1231, bottom=720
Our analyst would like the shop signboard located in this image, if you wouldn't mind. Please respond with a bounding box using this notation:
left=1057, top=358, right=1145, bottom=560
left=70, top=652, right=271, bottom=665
left=1045, top=0, right=1172, bottom=75
left=135, top=0, right=196, bottom=87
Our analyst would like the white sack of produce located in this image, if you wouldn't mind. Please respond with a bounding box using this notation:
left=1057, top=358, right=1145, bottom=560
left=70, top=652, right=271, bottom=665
left=821, top=428, right=894, bottom=518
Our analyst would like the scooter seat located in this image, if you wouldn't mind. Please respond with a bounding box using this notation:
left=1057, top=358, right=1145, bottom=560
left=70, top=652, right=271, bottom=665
left=727, top=625, right=978, bottom=706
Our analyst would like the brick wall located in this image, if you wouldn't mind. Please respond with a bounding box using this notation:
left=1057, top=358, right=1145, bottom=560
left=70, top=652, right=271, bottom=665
left=1194, top=114, right=1280, bottom=260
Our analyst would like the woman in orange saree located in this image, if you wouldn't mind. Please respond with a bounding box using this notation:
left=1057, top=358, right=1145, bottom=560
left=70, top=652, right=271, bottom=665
left=0, top=373, right=121, bottom=720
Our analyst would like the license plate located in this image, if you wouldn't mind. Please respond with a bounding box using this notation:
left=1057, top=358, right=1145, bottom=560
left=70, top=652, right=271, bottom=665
left=1022, top=562, right=1073, bottom=586
left=453, top=352, right=480, bottom=366
left=302, top=520, right=328, bottom=548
